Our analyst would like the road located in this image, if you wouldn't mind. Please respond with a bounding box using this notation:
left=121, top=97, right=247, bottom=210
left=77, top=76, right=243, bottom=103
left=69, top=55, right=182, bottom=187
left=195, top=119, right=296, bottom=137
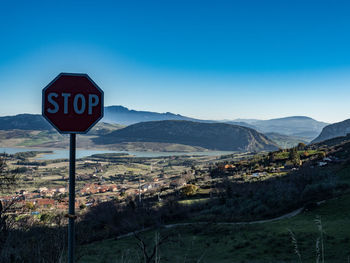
left=116, top=205, right=307, bottom=240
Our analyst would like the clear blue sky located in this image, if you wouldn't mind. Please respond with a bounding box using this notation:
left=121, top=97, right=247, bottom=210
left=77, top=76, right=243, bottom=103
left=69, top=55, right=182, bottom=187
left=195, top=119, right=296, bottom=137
left=0, top=0, right=349, bottom=123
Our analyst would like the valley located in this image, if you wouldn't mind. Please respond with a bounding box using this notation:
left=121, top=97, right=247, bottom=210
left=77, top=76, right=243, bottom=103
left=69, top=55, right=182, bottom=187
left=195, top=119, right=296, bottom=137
left=1, top=131, right=350, bottom=262
left=1, top=108, right=350, bottom=262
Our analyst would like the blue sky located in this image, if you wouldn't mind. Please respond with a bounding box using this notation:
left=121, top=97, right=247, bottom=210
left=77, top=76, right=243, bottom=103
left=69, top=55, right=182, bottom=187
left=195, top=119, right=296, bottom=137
left=0, top=0, right=349, bottom=123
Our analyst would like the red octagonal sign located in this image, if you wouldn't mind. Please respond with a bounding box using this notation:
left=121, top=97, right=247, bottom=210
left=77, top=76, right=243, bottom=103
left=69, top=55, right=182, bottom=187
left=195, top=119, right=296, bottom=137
left=42, top=73, right=104, bottom=134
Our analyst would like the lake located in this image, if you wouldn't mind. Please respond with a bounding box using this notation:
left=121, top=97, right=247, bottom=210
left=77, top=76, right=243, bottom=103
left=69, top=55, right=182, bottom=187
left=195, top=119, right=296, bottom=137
left=0, top=147, right=234, bottom=160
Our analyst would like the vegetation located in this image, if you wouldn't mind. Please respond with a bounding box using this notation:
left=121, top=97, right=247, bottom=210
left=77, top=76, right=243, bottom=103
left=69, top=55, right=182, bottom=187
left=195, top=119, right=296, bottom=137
left=0, top=157, right=17, bottom=259
left=181, top=184, right=199, bottom=196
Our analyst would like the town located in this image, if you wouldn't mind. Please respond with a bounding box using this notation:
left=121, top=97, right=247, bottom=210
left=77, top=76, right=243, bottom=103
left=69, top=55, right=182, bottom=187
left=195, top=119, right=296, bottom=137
left=0, top=142, right=338, bottom=219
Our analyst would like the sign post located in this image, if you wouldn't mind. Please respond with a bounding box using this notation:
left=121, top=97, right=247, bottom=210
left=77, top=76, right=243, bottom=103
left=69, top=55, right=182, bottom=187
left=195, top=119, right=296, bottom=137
left=68, top=133, right=76, bottom=263
left=42, top=73, right=104, bottom=262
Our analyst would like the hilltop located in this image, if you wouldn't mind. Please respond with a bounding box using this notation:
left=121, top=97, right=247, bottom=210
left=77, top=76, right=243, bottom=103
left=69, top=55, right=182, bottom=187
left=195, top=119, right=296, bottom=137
left=93, top=120, right=279, bottom=152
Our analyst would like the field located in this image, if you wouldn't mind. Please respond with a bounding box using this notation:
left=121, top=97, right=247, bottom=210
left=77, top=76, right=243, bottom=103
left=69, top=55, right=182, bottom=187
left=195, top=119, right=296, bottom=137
left=77, top=192, right=350, bottom=263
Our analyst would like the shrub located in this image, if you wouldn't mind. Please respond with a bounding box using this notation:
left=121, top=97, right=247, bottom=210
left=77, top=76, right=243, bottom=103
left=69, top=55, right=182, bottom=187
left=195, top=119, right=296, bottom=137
left=181, top=184, right=199, bottom=196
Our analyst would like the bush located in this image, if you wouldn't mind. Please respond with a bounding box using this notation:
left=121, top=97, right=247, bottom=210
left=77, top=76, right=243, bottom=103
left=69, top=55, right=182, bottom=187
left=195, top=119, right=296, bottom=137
left=181, top=184, right=199, bottom=196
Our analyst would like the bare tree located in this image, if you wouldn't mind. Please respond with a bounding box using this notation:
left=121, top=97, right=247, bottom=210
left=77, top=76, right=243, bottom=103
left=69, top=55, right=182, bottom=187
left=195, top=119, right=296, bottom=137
left=133, top=231, right=171, bottom=263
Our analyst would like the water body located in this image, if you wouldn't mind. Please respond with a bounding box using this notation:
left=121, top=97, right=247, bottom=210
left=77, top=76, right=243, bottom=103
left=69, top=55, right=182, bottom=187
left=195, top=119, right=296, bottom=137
left=0, top=147, right=234, bottom=160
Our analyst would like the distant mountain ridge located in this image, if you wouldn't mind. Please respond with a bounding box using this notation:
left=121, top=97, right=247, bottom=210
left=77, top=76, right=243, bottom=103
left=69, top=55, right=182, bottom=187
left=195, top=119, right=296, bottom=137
left=93, top=120, right=279, bottom=152
left=229, top=116, right=328, bottom=141
left=103, top=106, right=327, bottom=140
left=0, top=108, right=328, bottom=144
left=103, top=106, right=199, bottom=125
left=312, top=119, right=350, bottom=143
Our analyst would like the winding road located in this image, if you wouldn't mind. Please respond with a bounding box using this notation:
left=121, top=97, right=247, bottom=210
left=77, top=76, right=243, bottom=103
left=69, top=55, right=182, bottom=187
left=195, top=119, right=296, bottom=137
left=116, top=205, right=307, bottom=240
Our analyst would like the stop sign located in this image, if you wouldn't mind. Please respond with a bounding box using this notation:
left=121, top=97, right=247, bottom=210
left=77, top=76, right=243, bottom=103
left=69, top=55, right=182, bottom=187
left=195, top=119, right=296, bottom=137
left=42, top=73, right=104, bottom=133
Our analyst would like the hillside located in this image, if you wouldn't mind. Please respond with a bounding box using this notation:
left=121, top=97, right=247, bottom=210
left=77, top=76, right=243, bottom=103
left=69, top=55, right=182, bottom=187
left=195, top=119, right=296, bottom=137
left=312, top=118, right=350, bottom=143
left=93, top=120, right=279, bottom=152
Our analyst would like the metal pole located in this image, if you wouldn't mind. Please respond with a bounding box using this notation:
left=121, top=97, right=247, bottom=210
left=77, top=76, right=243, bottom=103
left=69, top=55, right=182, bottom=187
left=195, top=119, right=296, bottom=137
left=68, top=133, right=76, bottom=263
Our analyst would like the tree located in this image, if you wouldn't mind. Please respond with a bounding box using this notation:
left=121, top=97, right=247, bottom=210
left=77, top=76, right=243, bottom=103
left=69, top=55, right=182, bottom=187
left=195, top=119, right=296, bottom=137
left=318, top=151, right=326, bottom=159
left=133, top=231, right=171, bottom=263
left=268, top=151, right=276, bottom=163
left=25, top=202, right=35, bottom=211
left=289, top=148, right=300, bottom=166
left=0, top=157, right=16, bottom=193
left=0, top=157, right=17, bottom=254
left=296, top=142, right=307, bottom=151
left=181, top=184, right=199, bottom=196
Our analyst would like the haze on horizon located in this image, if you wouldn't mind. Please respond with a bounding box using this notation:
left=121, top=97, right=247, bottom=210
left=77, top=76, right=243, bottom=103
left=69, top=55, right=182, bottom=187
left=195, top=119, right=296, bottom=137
left=0, top=0, right=349, bottom=123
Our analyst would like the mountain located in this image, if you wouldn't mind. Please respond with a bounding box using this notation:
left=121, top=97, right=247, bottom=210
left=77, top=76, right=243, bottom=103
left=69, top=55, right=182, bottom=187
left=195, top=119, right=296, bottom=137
left=237, top=116, right=328, bottom=141
left=311, top=119, right=350, bottom=143
left=0, top=114, right=53, bottom=131
left=93, top=120, right=279, bottom=152
left=103, top=105, right=200, bottom=125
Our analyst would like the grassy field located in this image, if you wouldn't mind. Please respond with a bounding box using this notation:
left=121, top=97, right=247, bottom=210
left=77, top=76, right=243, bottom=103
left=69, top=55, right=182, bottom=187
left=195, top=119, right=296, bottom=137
left=76, top=192, right=350, bottom=262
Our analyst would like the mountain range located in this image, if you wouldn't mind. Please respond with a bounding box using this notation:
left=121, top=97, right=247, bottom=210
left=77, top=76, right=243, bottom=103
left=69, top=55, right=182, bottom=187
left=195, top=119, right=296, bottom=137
left=93, top=120, right=279, bottom=152
left=0, top=106, right=339, bottom=150
left=228, top=116, right=328, bottom=140
left=103, top=106, right=199, bottom=125
left=103, top=106, right=328, bottom=141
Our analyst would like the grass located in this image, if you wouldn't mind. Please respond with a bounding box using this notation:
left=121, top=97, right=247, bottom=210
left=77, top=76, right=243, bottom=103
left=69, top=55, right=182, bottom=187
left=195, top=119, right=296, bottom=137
left=178, top=197, right=210, bottom=205
left=76, top=190, right=350, bottom=262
